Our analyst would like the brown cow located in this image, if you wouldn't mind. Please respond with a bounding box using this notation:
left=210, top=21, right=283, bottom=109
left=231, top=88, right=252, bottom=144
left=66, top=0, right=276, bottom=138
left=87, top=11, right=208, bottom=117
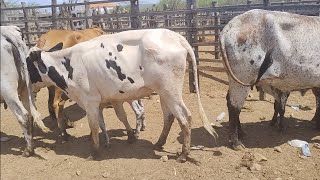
left=35, top=27, right=146, bottom=141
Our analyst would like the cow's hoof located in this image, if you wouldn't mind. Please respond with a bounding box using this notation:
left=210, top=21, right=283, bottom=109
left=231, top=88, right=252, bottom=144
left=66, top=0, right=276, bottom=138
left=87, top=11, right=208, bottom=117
left=87, top=151, right=101, bottom=161
left=176, top=154, right=187, bottom=163
left=269, top=120, right=277, bottom=127
left=104, top=143, right=111, bottom=149
left=140, top=125, right=146, bottom=131
left=66, top=120, right=75, bottom=129
left=127, top=131, right=137, bottom=144
left=22, top=148, right=34, bottom=157
left=232, top=143, right=246, bottom=151
left=153, top=143, right=164, bottom=151
left=134, top=133, right=140, bottom=139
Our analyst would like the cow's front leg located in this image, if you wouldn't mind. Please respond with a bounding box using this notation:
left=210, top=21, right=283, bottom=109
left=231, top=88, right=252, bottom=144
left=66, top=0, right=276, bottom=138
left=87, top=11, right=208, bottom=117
left=277, top=91, right=289, bottom=132
left=47, top=86, right=56, bottom=120
left=113, top=102, right=136, bottom=143
left=227, top=82, right=250, bottom=151
left=129, top=99, right=145, bottom=138
left=270, top=100, right=280, bottom=126
left=53, top=90, right=70, bottom=141
left=86, top=105, right=101, bottom=160
left=312, top=88, right=320, bottom=129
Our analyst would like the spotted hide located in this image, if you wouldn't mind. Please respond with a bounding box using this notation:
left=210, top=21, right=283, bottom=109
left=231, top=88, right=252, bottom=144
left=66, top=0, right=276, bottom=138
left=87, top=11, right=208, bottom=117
left=0, top=26, right=49, bottom=157
left=35, top=28, right=146, bottom=142
left=220, top=9, right=320, bottom=150
left=27, top=28, right=217, bottom=162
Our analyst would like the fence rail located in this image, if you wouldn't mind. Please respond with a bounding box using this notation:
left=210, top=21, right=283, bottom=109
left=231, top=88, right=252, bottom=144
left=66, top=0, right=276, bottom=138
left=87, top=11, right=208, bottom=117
left=1, top=0, right=320, bottom=91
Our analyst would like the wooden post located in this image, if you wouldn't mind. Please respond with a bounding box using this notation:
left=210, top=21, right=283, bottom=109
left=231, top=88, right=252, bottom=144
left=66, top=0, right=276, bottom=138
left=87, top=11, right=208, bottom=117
left=1, top=0, right=8, bottom=25
left=130, top=0, right=140, bottom=29
left=186, top=0, right=198, bottom=93
left=21, top=2, right=31, bottom=47
left=212, top=1, right=220, bottom=60
left=115, top=6, right=120, bottom=29
left=51, top=0, right=58, bottom=29
left=263, top=0, right=271, bottom=6
left=247, top=0, right=252, bottom=7
left=318, top=0, right=320, bottom=16
left=84, top=0, right=90, bottom=28
left=32, top=8, right=41, bottom=32
left=163, top=4, right=169, bottom=27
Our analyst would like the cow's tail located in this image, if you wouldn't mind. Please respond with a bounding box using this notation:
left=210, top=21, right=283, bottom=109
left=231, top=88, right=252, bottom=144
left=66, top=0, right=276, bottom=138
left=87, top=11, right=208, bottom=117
left=219, top=33, right=252, bottom=87
left=177, top=33, right=218, bottom=140
left=2, top=27, right=50, bottom=133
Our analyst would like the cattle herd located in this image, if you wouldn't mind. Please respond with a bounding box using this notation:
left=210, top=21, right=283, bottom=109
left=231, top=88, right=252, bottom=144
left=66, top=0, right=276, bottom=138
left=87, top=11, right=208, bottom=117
left=1, top=9, right=319, bottom=162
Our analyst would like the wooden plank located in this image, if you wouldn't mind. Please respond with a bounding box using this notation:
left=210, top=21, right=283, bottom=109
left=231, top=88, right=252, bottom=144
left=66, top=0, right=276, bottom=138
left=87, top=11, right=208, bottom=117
left=51, top=0, right=57, bottom=29
left=197, top=58, right=222, bottom=63
left=130, top=0, right=140, bottom=29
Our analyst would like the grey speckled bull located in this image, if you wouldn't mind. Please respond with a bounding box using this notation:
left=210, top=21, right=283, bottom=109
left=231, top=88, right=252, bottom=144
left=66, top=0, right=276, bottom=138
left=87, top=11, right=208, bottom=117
left=219, top=9, right=320, bottom=150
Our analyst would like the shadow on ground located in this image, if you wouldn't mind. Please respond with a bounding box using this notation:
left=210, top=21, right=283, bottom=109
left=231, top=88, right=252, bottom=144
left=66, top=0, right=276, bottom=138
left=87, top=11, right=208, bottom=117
left=1, top=128, right=159, bottom=160
left=178, top=117, right=320, bottom=149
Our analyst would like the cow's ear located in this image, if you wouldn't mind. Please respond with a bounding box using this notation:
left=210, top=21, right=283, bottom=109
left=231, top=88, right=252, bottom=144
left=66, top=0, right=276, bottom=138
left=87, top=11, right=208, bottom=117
left=48, top=42, right=63, bottom=52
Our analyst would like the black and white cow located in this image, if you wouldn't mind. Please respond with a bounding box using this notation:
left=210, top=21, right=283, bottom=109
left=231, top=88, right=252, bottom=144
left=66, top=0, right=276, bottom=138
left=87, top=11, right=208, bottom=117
left=0, top=26, right=49, bottom=156
left=219, top=9, right=320, bottom=150
left=27, top=28, right=217, bottom=161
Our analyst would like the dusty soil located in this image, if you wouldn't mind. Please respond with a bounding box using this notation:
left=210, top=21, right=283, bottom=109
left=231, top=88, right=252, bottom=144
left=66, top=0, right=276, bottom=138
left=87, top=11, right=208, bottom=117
left=1, top=47, right=320, bottom=180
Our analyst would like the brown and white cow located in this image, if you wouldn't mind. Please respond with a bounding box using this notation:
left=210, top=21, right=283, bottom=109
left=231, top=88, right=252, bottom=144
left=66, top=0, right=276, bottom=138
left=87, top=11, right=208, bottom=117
left=219, top=9, right=320, bottom=150
left=27, top=28, right=217, bottom=161
left=35, top=27, right=146, bottom=141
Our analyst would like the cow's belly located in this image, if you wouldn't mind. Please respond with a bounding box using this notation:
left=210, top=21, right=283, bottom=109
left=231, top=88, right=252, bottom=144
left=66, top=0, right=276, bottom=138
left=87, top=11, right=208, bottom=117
left=259, top=65, right=320, bottom=92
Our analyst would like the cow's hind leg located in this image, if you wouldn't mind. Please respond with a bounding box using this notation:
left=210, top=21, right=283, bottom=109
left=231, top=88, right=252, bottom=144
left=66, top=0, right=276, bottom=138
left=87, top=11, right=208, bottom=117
left=154, top=98, right=174, bottom=150
left=157, top=91, right=191, bottom=163
left=113, top=102, right=136, bottom=143
left=86, top=104, right=101, bottom=160
left=98, top=107, right=110, bottom=147
left=130, top=100, right=145, bottom=138
left=312, top=88, right=320, bottom=129
left=227, top=82, right=250, bottom=151
left=3, top=91, right=34, bottom=157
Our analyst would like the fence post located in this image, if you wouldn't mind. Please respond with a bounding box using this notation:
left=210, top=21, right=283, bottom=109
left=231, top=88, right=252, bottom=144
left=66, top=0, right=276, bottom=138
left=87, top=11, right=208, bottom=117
left=32, top=8, right=41, bottom=33
left=84, top=0, right=90, bottom=28
left=130, top=0, right=140, bottom=29
left=51, top=0, right=58, bottom=29
left=212, top=1, right=220, bottom=60
left=317, top=0, right=320, bottom=16
left=21, top=2, right=31, bottom=47
left=263, top=0, right=270, bottom=7
left=247, top=0, right=252, bottom=7
left=163, top=4, right=169, bottom=27
left=186, top=0, right=198, bottom=93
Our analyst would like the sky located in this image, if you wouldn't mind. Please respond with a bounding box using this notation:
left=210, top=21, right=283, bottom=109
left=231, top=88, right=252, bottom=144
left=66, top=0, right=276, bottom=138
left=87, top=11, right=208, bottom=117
left=18, top=0, right=159, bottom=5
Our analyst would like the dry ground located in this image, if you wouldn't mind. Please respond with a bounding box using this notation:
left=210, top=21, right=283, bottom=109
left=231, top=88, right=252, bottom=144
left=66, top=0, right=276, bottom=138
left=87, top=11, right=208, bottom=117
left=1, top=47, right=320, bottom=180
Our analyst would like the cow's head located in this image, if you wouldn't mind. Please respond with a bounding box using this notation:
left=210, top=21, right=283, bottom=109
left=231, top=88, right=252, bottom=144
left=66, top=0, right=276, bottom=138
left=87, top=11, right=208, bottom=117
left=26, top=43, right=64, bottom=93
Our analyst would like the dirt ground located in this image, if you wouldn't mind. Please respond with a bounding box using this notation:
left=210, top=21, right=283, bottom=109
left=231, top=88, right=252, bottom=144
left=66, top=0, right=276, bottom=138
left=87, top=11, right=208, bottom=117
left=1, top=47, right=320, bottom=180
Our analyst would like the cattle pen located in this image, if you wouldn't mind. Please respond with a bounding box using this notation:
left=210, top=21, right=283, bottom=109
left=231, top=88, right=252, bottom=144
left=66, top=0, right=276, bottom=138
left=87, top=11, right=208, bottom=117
left=1, top=0, right=320, bottom=91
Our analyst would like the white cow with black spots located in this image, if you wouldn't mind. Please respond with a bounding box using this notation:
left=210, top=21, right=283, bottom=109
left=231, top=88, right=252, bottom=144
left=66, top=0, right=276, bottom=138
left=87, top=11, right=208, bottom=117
left=27, top=28, right=217, bottom=162
left=0, top=26, right=49, bottom=156
left=220, top=9, right=320, bottom=150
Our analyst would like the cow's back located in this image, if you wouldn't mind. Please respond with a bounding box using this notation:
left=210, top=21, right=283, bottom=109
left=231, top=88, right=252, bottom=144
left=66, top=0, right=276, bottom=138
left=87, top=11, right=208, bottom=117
left=36, top=27, right=105, bottom=51
left=220, top=9, right=320, bottom=91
